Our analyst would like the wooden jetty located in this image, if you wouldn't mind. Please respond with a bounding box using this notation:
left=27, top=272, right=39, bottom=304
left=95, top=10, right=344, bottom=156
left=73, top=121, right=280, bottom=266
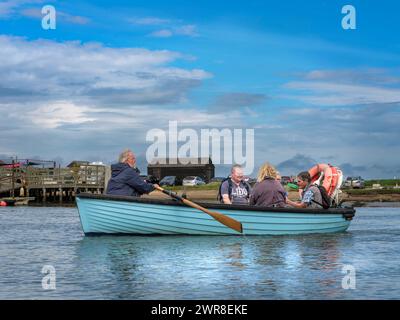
left=0, top=160, right=111, bottom=205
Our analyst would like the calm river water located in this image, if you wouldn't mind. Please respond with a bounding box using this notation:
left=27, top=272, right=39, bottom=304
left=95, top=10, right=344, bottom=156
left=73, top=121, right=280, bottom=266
left=0, top=206, right=399, bottom=299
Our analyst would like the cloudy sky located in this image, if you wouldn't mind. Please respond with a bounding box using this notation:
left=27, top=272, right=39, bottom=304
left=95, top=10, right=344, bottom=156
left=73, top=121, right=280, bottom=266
left=0, top=0, right=399, bottom=178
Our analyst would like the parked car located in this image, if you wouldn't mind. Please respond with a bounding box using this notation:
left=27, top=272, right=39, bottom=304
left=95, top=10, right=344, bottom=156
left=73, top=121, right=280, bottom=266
left=343, top=176, right=365, bottom=189
left=280, top=176, right=293, bottom=185
left=352, top=177, right=365, bottom=189
left=343, top=177, right=352, bottom=188
left=182, top=176, right=206, bottom=186
left=159, top=176, right=178, bottom=186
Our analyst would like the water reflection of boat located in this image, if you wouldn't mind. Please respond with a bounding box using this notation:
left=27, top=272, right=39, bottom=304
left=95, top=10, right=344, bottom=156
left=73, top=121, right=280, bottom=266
left=76, top=193, right=355, bottom=235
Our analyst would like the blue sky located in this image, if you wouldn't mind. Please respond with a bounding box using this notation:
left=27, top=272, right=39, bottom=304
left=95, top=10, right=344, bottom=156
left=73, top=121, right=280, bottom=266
left=0, top=0, right=400, bottom=178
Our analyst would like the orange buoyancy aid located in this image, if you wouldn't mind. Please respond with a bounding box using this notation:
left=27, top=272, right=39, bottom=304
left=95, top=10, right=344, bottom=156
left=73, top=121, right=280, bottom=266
left=308, top=164, right=342, bottom=196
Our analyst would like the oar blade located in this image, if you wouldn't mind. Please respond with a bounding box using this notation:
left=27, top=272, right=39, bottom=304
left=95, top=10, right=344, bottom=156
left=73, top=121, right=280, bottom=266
left=208, top=211, right=243, bottom=233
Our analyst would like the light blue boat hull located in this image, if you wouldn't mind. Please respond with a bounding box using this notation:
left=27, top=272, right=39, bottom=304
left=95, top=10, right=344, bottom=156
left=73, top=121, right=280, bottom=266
left=76, top=194, right=355, bottom=235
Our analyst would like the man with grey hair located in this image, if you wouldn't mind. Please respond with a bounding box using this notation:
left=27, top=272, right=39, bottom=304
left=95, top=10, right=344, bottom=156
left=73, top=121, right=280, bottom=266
left=106, top=149, right=157, bottom=197
left=218, top=164, right=251, bottom=205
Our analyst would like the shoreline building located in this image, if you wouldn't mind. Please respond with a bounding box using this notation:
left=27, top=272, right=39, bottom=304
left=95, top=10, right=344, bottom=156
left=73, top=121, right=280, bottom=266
left=147, top=158, right=215, bottom=183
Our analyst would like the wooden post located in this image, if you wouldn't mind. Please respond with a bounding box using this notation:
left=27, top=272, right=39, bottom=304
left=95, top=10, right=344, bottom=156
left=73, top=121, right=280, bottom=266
left=19, top=186, right=24, bottom=197
left=104, top=165, right=111, bottom=193
left=42, top=187, right=46, bottom=203
left=58, top=164, right=62, bottom=204
left=25, top=165, right=29, bottom=200
left=11, top=159, right=15, bottom=198
left=84, top=165, right=87, bottom=186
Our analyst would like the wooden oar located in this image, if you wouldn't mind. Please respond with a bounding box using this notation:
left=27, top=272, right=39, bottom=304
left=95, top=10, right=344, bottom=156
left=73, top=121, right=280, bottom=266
left=154, top=185, right=243, bottom=233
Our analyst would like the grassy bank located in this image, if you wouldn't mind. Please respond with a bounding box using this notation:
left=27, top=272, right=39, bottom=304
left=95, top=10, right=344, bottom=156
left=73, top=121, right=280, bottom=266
left=345, top=188, right=400, bottom=195
left=364, top=179, right=400, bottom=187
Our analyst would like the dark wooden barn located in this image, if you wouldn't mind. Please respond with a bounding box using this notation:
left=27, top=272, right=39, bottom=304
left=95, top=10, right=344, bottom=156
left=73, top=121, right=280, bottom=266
left=147, top=158, right=215, bottom=183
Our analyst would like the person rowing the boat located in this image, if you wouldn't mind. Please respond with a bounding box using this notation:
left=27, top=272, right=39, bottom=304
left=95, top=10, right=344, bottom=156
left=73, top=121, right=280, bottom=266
left=106, top=149, right=158, bottom=197
left=286, top=171, right=323, bottom=208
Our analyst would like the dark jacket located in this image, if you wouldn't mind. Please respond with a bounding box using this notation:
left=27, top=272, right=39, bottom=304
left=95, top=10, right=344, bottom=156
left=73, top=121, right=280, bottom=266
left=106, top=163, right=154, bottom=197
left=249, top=177, right=287, bottom=207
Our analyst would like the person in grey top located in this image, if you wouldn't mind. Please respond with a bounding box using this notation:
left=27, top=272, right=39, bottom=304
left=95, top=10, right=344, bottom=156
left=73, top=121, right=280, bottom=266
left=220, top=165, right=251, bottom=205
left=250, top=162, right=287, bottom=207
left=286, top=171, right=323, bottom=208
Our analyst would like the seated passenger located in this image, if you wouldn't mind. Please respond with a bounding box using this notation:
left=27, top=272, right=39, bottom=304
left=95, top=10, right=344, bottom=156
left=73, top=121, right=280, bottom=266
left=106, top=149, right=157, bottom=197
left=276, top=171, right=282, bottom=183
left=249, top=162, right=287, bottom=207
left=219, top=165, right=252, bottom=205
left=286, top=171, right=323, bottom=208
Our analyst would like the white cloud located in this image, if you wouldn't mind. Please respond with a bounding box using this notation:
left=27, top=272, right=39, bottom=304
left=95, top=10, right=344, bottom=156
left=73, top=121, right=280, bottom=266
left=20, top=7, right=91, bottom=24
left=149, top=26, right=199, bottom=38
left=284, top=81, right=400, bottom=106
left=175, top=25, right=198, bottom=37
left=100, top=107, right=245, bottom=132
left=0, top=34, right=217, bottom=158
left=0, top=0, right=89, bottom=24
left=19, top=7, right=41, bottom=17
left=0, top=0, right=24, bottom=17
left=57, top=11, right=90, bottom=25
left=149, top=29, right=173, bottom=38
left=0, top=35, right=211, bottom=106
left=26, top=101, right=96, bottom=129
left=54, top=104, right=245, bottom=130
left=1, top=36, right=398, bottom=177
left=0, top=0, right=43, bottom=18
left=210, top=92, right=266, bottom=112
left=129, top=16, right=198, bottom=38
left=303, top=68, right=400, bottom=84
left=129, top=17, right=171, bottom=26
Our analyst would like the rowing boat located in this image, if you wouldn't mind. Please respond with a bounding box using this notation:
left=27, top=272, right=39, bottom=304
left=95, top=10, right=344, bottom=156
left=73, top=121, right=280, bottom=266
left=76, top=193, right=355, bottom=235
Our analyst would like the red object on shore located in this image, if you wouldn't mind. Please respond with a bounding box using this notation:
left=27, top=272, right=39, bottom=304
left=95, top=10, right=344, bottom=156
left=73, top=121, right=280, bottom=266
left=0, top=162, right=21, bottom=168
left=0, top=201, right=7, bottom=206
